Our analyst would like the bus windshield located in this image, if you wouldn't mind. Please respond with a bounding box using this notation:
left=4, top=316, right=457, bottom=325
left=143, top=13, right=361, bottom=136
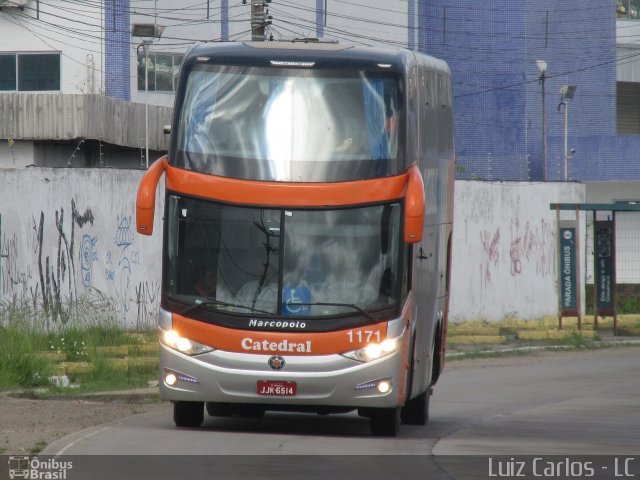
left=173, top=65, right=404, bottom=182
left=164, top=195, right=401, bottom=318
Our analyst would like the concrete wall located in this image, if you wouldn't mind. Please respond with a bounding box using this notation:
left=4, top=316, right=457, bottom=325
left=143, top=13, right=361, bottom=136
left=449, top=180, right=586, bottom=323
left=0, top=94, right=172, bottom=150
left=0, top=168, right=163, bottom=329
left=0, top=140, right=33, bottom=168
left=0, top=170, right=586, bottom=328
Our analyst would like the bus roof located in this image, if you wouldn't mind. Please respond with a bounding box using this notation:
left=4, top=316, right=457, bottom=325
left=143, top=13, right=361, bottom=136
left=184, top=41, right=450, bottom=75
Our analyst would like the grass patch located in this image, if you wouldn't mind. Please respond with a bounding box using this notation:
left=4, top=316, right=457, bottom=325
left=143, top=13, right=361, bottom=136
left=447, top=348, right=535, bottom=361
left=0, top=302, right=157, bottom=393
left=30, top=440, right=48, bottom=455
left=446, top=332, right=640, bottom=361
left=510, top=331, right=602, bottom=350
left=552, top=331, right=601, bottom=349
left=67, top=354, right=158, bottom=393
left=585, top=284, right=640, bottom=315
left=0, top=324, right=53, bottom=389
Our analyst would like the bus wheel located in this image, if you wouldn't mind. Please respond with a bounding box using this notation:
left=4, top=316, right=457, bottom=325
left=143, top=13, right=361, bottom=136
left=206, top=402, right=233, bottom=417
left=369, top=407, right=400, bottom=437
left=400, top=387, right=431, bottom=425
left=173, top=401, right=204, bottom=428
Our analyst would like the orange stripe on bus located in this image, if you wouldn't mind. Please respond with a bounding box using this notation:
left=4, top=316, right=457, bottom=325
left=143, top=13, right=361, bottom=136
left=172, top=314, right=389, bottom=356
left=165, top=164, right=409, bottom=207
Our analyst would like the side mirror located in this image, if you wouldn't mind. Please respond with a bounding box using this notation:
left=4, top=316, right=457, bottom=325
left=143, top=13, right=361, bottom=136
left=136, top=157, right=167, bottom=235
left=404, top=166, right=425, bottom=243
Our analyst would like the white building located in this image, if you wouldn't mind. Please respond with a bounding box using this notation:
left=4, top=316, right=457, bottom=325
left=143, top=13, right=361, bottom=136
left=0, top=0, right=412, bottom=168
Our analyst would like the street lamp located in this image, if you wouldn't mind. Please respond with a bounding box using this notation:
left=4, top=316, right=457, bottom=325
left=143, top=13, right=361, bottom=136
left=132, top=23, right=164, bottom=169
left=559, top=85, right=577, bottom=181
left=536, top=60, right=548, bottom=180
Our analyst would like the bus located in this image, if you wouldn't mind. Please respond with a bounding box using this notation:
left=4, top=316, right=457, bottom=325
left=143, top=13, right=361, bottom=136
left=136, top=40, right=454, bottom=436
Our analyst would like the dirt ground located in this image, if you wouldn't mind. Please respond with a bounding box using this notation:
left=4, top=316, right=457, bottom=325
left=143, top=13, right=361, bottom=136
left=0, top=393, right=167, bottom=455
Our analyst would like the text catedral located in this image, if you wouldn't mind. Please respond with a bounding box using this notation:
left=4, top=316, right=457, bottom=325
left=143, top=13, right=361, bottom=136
left=241, top=338, right=312, bottom=353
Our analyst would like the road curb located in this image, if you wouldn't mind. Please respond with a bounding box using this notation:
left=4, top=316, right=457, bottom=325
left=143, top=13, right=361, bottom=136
left=446, top=338, right=640, bottom=359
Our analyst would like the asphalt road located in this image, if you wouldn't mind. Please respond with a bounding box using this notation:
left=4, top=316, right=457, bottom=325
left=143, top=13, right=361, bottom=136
left=41, top=347, right=640, bottom=480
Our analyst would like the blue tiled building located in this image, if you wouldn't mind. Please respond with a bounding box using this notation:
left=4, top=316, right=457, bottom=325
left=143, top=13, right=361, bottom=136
left=421, top=0, right=639, bottom=182
left=99, top=1, right=640, bottom=182
left=105, top=0, right=131, bottom=101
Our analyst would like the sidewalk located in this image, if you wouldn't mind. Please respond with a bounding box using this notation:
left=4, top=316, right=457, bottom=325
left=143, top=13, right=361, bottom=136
left=446, top=315, right=640, bottom=358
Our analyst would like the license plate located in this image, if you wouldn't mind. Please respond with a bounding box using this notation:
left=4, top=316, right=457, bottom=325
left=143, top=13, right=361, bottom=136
left=257, top=380, right=297, bottom=397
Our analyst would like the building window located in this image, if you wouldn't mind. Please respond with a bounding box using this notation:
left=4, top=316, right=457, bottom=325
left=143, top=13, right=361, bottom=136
left=617, top=82, right=640, bottom=134
left=0, top=53, right=61, bottom=91
left=617, top=0, right=640, bottom=19
left=137, top=52, right=183, bottom=92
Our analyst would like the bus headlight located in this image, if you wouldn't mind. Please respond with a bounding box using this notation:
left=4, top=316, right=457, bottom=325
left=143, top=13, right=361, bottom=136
left=160, top=329, right=214, bottom=356
left=341, top=337, right=399, bottom=362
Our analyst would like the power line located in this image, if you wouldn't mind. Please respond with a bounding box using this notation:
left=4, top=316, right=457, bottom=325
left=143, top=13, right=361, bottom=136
left=4, top=0, right=640, bottom=104
left=4, top=0, right=629, bottom=54
left=276, top=0, right=626, bottom=42
left=453, top=48, right=640, bottom=100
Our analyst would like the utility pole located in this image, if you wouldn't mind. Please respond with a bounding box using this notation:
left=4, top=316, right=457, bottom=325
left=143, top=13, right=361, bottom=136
left=142, top=40, right=151, bottom=169
left=559, top=85, right=577, bottom=181
left=536, top=60, right=548, bottom=180
left=250, top=1, right=272, bottom=41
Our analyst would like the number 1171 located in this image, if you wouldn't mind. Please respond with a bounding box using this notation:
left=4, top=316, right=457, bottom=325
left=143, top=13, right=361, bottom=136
left=347, top=330, right=381, bottom=343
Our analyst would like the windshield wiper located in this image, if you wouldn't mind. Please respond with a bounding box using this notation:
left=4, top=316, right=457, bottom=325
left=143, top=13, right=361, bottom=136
left=180, top=299, right=275, bottom=317
left=289, top=302, right=375, bottom=322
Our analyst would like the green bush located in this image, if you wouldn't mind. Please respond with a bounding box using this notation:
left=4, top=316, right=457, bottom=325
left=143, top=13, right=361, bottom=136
left=0, top=325, right=52, bottom=388
left=0, top=298, right=157, bottom=392
left=585, top=284, right=640, bottom=315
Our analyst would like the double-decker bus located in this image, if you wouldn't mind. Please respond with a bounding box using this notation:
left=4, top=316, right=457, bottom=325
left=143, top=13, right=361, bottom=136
left=136, top=40, right=454, bottom=436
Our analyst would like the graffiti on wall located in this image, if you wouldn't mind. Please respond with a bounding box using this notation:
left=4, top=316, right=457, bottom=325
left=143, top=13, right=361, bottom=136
left=32, top=200, right=95, bottom=323
left=480, top=228, right=501, bottom=290
left=135, top=280, right=160, bottom=330
left=479, top=217, right=557, bottom=291
left=80, top=234, right=98, bottom=288
left=105, top=211, right=155, bottom=326
left=1, top=232, right=36, bottom=305
left=0, top=169, right=166, bottom=328
left=509, top=218, right=556, bottom=278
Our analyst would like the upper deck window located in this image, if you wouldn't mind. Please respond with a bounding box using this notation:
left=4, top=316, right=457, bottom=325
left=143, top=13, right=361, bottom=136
left=172, top=65, right=404, bottom=182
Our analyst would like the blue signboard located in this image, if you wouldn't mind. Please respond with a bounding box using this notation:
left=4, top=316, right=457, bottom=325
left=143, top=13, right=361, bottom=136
left=559, top=226, right=577, bottom=313
left=282, top=285, right=311, bottom=316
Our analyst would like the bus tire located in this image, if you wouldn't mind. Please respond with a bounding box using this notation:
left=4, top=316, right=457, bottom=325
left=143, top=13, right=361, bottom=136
left=173, top=401, right=204, bottom=428
left=400, top=387, right=431, bottom=425
left=369, top=407, right=400, bottom=437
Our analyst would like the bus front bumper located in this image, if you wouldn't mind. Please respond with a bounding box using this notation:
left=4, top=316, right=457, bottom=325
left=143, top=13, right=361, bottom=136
left=159, top=342, right=405, bottom=409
